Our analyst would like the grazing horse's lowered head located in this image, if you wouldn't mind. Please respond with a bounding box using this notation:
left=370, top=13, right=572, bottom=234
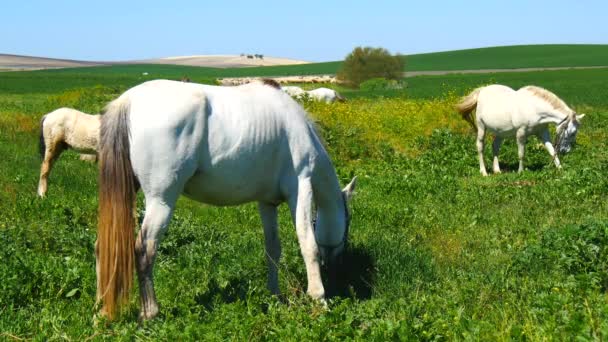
left=314, top=177, right=356, bottom=266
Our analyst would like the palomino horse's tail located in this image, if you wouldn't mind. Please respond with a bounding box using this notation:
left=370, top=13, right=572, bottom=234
left=39, top=115, right=47, bottom=159
left=97, top=97, right=137, bottom=319
left=456, top=87, right=482, bottom=130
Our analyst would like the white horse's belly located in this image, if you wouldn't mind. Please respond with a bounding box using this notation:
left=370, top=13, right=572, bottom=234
left=183, top=170, right=281, bottom=205
left=182, top=155, right=287, bottom=206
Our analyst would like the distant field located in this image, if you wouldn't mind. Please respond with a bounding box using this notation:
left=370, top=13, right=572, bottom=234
left=2, top=45, right=607, bottom=85
left=405, top=44, right=608, bottom=71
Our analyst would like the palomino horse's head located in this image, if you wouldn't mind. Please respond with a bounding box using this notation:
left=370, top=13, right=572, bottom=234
left=555, top=113, right=585, bottom=154
left=314, top=177, right=357, bottom=267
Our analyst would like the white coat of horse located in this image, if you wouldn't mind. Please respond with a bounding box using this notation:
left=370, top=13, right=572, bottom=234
left=457, top=84, right=584, bottom=175
left=96, top=79, right=356, bottom=320
left=38, top=108, right=100, bottom=197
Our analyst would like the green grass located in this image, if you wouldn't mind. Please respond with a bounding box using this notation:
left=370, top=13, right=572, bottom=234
left=1, top=68, right=608, bottom=339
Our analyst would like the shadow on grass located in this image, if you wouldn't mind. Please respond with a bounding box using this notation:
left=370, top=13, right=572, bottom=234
left=324, top=245, right=376, bottom=300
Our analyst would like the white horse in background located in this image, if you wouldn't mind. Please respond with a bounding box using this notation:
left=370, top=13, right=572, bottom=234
left=95, top=79, right=356, bottom=320
left=457, top=84, right=585, bottom=176
left=306, top=87, right=346, bottom=103
left=282, top=86, right=346, bottom=103
left=38, top=108, right=100, bottom=197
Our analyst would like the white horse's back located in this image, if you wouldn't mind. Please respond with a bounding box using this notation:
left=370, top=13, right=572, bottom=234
left=125, top=80, right=326, bottom=205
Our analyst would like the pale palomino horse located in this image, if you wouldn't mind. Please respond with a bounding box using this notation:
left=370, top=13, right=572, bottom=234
left=38, top=108, right=100, bottom=197
left=96, top=79, right=356, bottom=320
left=456, top=85, right=585, bottom=176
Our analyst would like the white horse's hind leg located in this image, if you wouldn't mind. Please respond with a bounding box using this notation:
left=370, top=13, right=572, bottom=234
left=492, top=136, right=503, bottom=174
left=538, top=129, right=561, bottom=169
left=258, top=202, right=281, bottom=295
left=516, top=129, right=527, bottom=173
left=37, top=144, right=64, bottom=197
left=135, top=196, right=176, bottom=320
left=289, top=177, right=325, bottom=300
left=476, top=126, right=488, bottom=176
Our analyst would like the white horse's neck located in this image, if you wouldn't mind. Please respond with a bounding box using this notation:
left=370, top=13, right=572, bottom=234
left=531, top=97, right=571, bottom=125
left=520, top=88, right=573, bottom=125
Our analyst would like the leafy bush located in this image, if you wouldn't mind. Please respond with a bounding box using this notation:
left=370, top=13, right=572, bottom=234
left=337, top=47, right=404, bottom=88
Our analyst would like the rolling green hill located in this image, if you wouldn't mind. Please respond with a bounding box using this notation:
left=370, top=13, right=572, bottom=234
left=405, top=44, right=608, bottom=71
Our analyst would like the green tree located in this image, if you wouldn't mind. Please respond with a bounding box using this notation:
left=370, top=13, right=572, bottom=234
left=337, top=47, right=404, bottom=87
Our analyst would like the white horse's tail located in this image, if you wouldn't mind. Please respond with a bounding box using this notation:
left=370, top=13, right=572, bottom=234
left=97, top=97, right=137, bottom=320
left=38, top=115, right=47, bottom=159
left=456, top=87, right=482, bottom=130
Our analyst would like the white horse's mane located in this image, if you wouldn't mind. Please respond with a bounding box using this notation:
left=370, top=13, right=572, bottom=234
left=520, top=86, right=573, bottom=116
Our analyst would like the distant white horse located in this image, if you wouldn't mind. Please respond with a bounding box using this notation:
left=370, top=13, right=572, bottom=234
left=457, top=84, right=585, bottom=175
left=282, top=86, right=346, bottom=103
left=95, top=79, right=356, bottom=320
left=306, top=87, right=346, bottom=103
left=38, top=108, right=100, bottom=197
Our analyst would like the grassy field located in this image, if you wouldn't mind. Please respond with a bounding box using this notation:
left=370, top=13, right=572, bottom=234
left=1, top=68, right=608, bottom=339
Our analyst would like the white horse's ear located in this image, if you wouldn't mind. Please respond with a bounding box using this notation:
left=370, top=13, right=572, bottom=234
left=576, top=114, right=586, bottom=121
left=342, top=176, right=357, bottom=202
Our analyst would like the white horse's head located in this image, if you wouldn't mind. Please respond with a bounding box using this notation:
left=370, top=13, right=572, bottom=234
left=556, top=113, right=585, bottom=154
left=314, top=177, right=357, bottom=266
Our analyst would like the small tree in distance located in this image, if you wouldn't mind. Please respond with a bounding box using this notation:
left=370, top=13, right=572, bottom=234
left=337, top=46, right=404, bottom=88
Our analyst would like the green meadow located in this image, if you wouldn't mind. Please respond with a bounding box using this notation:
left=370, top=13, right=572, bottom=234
left=1, top=62, right=608, bottom=339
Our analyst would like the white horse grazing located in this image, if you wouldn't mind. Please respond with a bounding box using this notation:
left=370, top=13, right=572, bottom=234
left=95, top=79, right=356, bottom=320
left=38, top=108, right=100, bottom=197
left=457, top=84, right=584, bottom=176
left=306, top=87, right=346, bottom=103
left=282, top=86, right=346, bottom=103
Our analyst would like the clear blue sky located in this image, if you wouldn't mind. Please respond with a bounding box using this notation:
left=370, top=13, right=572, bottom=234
left=2, top=0, right=606, bottom=62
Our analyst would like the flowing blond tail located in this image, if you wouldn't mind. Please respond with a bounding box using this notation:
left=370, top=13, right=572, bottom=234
left=97, top=97, right=136, bottom=320
left=455, top=87, right=482, bottom=130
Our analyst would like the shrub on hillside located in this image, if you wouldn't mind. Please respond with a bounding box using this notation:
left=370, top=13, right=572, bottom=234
left=337, top=47, right=404, bottom=88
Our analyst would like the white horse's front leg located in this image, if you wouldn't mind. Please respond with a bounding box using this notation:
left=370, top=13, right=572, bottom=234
left=516, top=129, right=527, bottom=173
left=289, top=177, right=325, bottom=300
left=476, top=126, right=488, bottom=176
left=539, top=129, right=561, bottom=169
left=258, top=202, right=281, bottom=295
left=492, top=136, right=503, bottom=174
